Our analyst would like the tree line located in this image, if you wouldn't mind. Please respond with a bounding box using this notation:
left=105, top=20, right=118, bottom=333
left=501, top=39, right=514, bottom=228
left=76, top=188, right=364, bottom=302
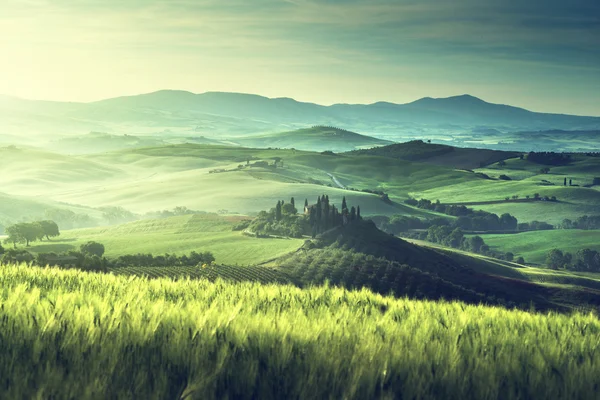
left=403, top=198, right=553, bottom=232
left=4, top=221, right=60, bottom=248
left=0, top=240, right=215, bottom=273
left=546, top=248, right=600, bottom=271
left=526, top=152, right=572, bottom=166
left=560, top=215, right=600, bottom=230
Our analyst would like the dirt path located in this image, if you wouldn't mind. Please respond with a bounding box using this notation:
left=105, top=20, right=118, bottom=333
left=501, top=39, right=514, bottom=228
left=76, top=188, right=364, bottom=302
left=326, top=173, right=346, bottom=189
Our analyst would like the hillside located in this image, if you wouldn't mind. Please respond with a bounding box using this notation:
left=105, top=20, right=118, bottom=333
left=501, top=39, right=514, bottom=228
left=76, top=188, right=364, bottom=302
left=349, top=140, right=518, bottom=169
left=233, top=126, right=393, bottom=152
left=274, top=221, right=599, bottom=311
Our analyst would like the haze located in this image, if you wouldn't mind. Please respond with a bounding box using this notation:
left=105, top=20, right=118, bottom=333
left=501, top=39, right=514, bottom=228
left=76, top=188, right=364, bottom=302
left=1, top=0, right=599, bottom=115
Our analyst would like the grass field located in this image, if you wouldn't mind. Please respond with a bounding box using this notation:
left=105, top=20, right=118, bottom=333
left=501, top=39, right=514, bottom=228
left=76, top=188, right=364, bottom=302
left=27, top=214, right=304, bottom=265
left=478, top=230, right=600, bottom=265
left=1, top=264, right=600, bottom=399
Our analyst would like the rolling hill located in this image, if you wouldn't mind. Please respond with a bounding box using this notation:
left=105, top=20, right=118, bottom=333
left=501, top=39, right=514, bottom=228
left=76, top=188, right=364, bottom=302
left=348, top=140, right=519, bottom=169
left=233, top=126, right=393, bottom=152
left=272, top=220, right=599, bottom=312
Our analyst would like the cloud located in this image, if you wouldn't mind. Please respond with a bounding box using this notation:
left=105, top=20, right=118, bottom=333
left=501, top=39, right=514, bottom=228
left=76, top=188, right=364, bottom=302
left=0, top=0, right=598, bottom=114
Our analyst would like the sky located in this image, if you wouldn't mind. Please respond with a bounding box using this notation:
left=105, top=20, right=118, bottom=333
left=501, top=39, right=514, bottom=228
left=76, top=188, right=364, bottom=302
left=1, top=0, right=599, bottom=115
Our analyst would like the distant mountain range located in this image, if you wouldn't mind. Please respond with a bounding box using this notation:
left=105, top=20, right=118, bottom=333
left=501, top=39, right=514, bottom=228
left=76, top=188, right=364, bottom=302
left=1, top=90, right=599, bottom=145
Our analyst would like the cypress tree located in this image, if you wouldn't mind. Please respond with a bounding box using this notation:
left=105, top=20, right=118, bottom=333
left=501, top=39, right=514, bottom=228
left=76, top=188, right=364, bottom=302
left=357, top=205, right=361, bottom=220
left=291, top=197, right=295, bottom=208
left=342, top=196, right=347, bottom=211
left=304, top=198, right=309, bottom=208
left=316, top=197, right=322, bottom=228
left=350, top=206, right=356, bottom=221
left=276, top=201, right=282, bottom=221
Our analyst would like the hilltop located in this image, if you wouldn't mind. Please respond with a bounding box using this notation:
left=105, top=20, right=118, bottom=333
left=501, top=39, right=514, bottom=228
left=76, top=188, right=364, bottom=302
left=348, top=140, right=519, bottom=169
left=233, top=126, right=393, bottom=152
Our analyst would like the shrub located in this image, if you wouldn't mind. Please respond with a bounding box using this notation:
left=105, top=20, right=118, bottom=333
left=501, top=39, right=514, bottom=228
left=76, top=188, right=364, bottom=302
left=80, top=241, right=106, bottom=257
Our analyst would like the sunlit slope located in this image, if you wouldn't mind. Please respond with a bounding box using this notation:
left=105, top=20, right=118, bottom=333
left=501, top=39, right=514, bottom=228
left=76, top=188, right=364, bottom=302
left=1, top=265, right=599, bottom=399
left=28, top=214, right=304, bottom=265
left=405, top=238, right=600, bottom=310
left=0, top=146, right=125, bottom=196
left=478, top=230, right=600, bottom=265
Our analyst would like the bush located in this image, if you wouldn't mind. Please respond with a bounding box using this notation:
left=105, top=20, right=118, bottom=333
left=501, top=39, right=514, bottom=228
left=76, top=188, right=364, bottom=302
left=80, top=241, right=105, bottom=257
left=232, top=220, right=252, bottom=231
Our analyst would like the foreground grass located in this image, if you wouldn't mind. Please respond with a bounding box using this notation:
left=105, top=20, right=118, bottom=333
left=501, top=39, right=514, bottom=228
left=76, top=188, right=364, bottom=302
left=1, top=265, right=600, bottom=399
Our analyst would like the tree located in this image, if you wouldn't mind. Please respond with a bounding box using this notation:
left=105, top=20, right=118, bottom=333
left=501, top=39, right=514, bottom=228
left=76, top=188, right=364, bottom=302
left=356, top=206, right=361, bottom=220
left=282, top=202, right=297, bottom=216
left=500, top=213, right=518, bottom=230
left=5, top=222, right=43, bottom=247
left=350, top=206, right=357, bottom=221
left=576, top=249, right=598, bottom=270
left=275, top=201, right=282, bottom=221
left=516, top=256, right=525, bottom=264
left=504, top=252, right=514, bottom=262
left=290, top=197, right=295, bottom=209
left=497, top=160, right=506, bottom=167
left=341, top=196, right=347, bottom=211
left=569, top=179, right=572, bottom=186
left=304, top=198, right=309, bottom=209
left=39, top=220, right=60, bottom=240
left=546, top=249, right=565, bottom=270
left=445, top=228, right=464, bottom=248
left=0, top=243, right=4, bottom=255
left=468, top=236, right=485, bottom=253
left=5, top=224, right=25, bottom=248
left=564, top=177, right=567, bottom=186
left=80, top=241, right=105, bottom=257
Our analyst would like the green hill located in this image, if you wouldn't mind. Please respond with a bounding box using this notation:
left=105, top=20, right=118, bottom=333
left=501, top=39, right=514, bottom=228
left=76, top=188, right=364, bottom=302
left=273, top=221, right=600, bottom=311
left=234, top=126, right=393, bottom=152
left=349, top=140, right=519, bottom=169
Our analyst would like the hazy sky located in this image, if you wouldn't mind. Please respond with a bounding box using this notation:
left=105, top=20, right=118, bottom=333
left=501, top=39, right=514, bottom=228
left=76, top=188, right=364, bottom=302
left=1, top=0, right=599, bottom=115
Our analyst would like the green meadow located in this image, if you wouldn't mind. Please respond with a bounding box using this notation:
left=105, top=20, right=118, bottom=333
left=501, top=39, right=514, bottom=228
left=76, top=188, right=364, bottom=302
left=478, top=230, right=600, bottom=265
left=27, top=214, right=304, bottom=266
